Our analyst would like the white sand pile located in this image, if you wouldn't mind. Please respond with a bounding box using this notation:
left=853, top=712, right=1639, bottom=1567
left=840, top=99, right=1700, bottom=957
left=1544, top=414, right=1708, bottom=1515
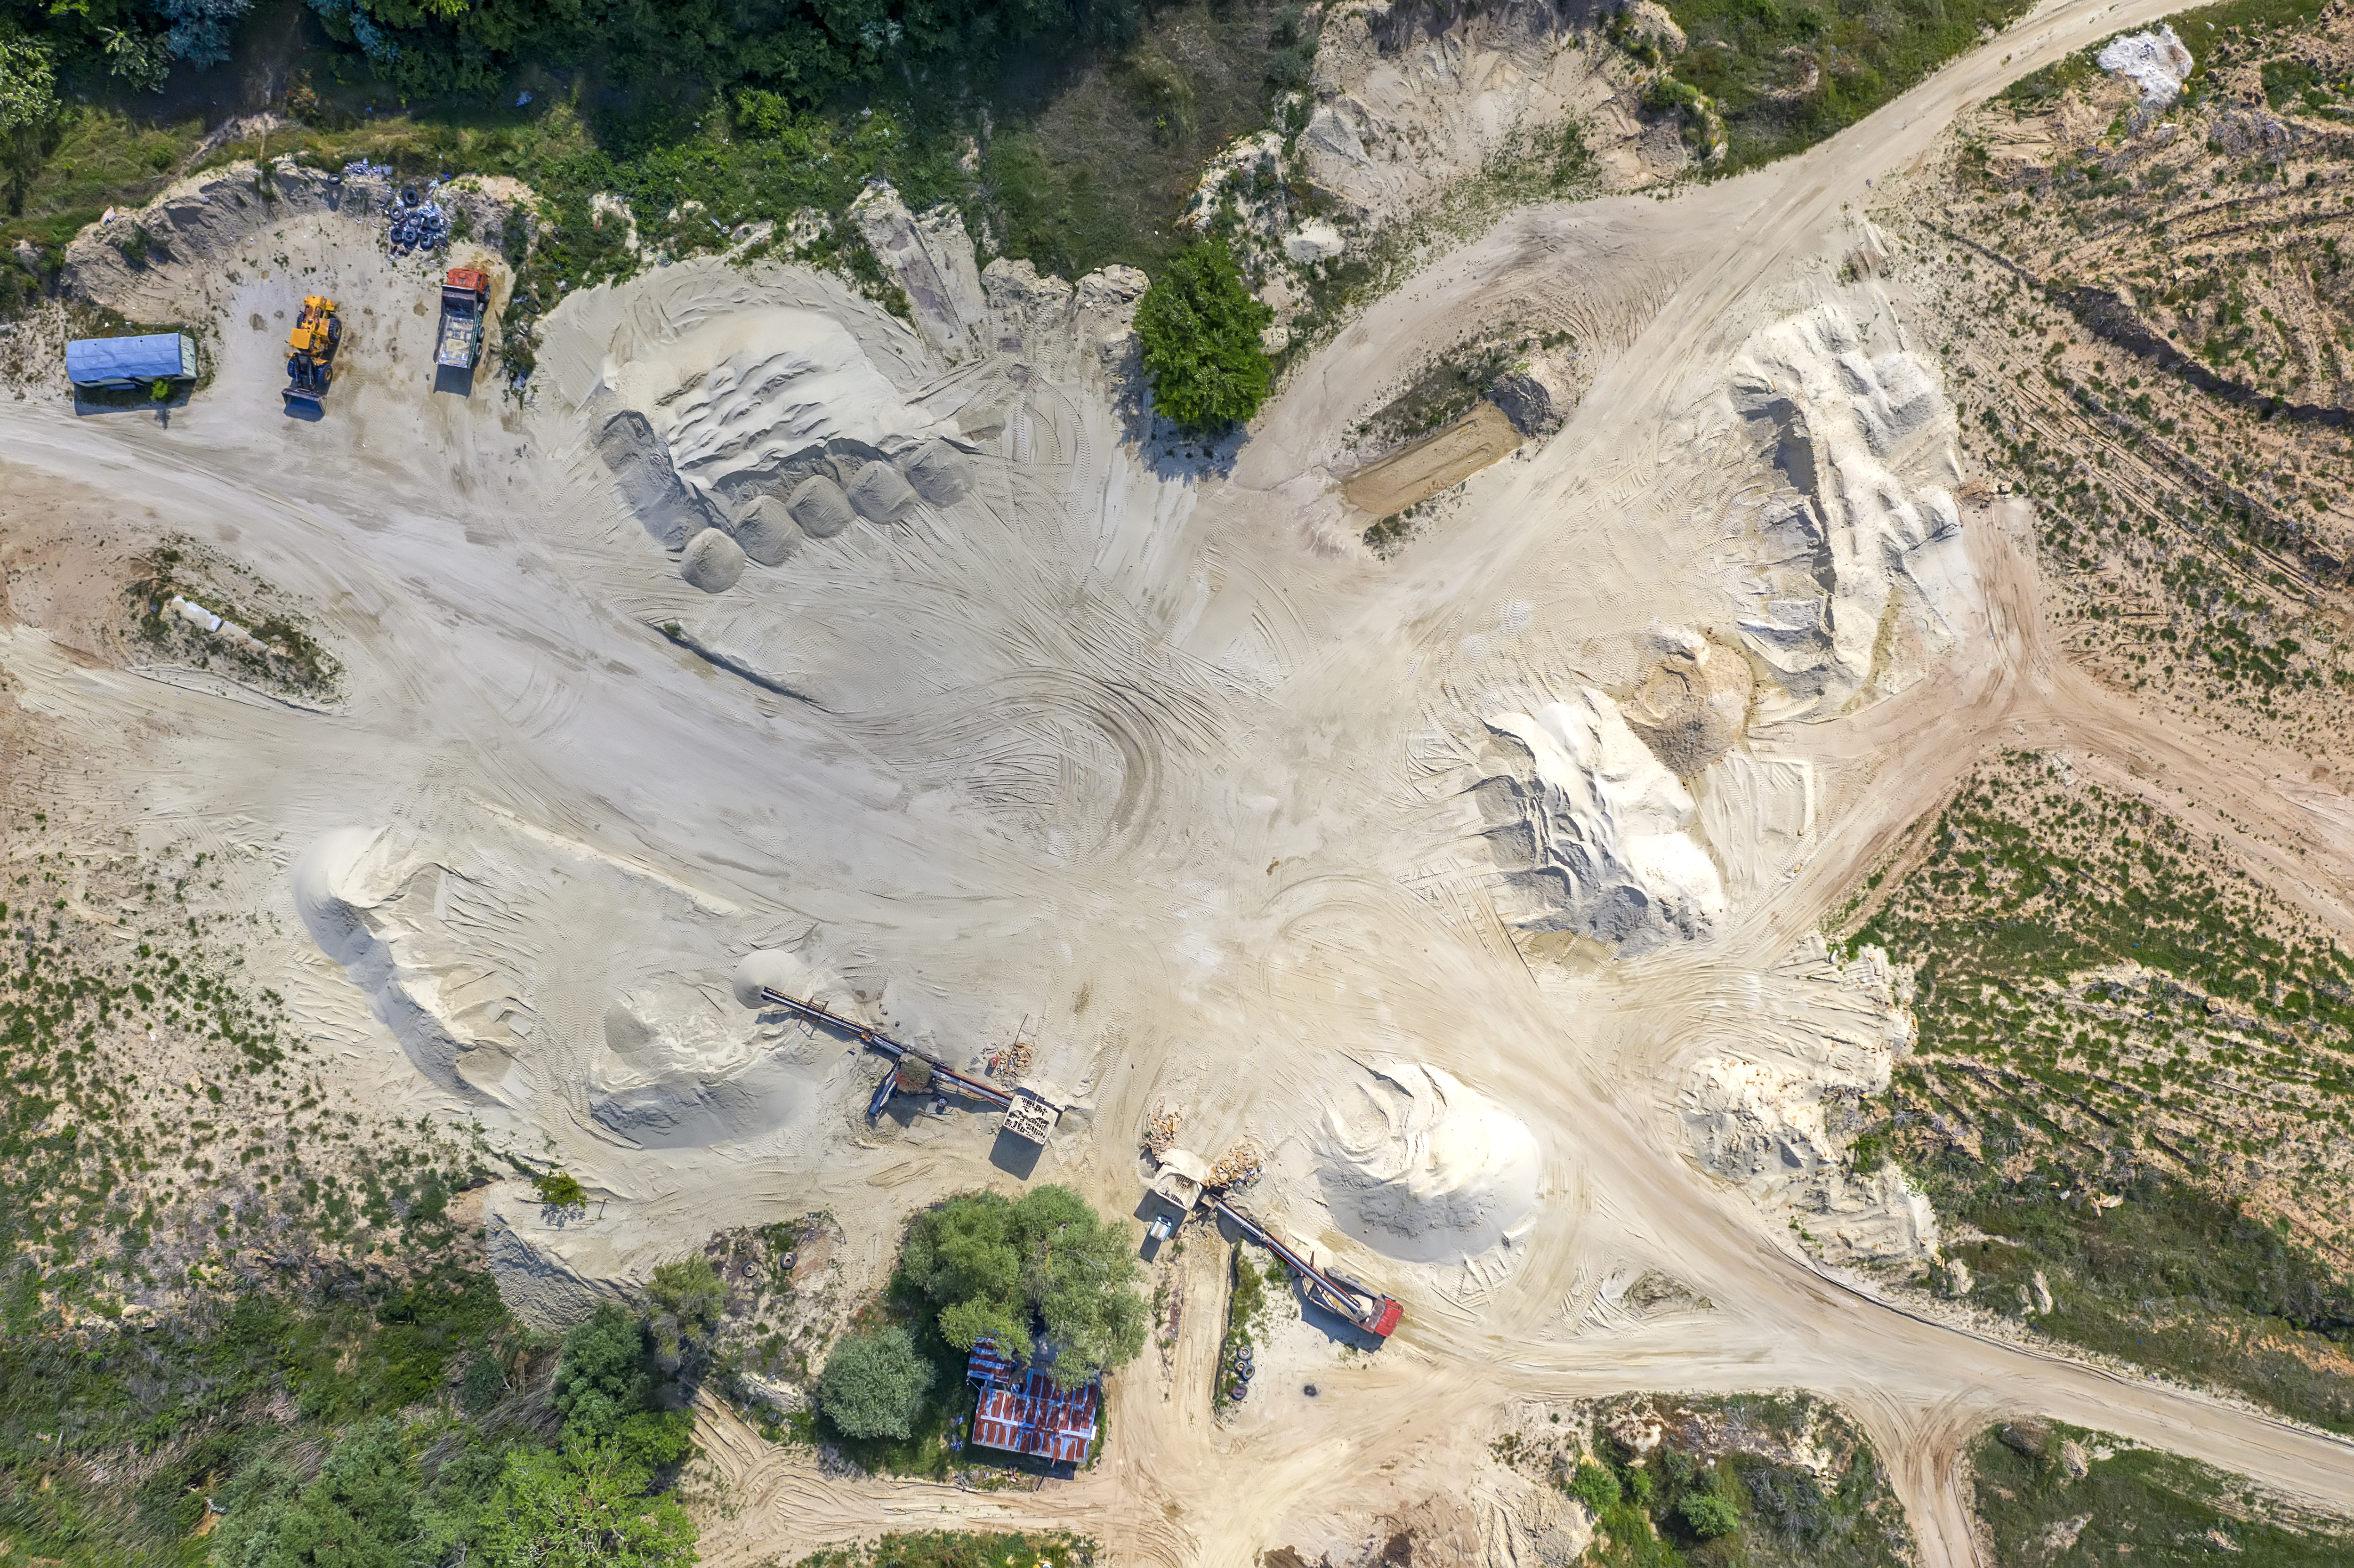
left=2098, top=25, right=2194, bottom=105
left=1726, top=302, right=1971, bottom=720
left=292, top=827, right=525, bottom=1102
left=1318, top=1063, right=1541, bottom=1265
left=728, top=948, right=856, bottom=1011
left=901, top=438, right=971, bottom=506
left=844, top=460, right=919, bottom=523
left=590, top=979, right=828, bottom=1149
left=786, top=474, right=858, bottom=537
left=1681, top=937, right=1940, bottom=1266
left=632, top=308, right=944, bottom=486
left=595, top=407, right=724, bottom=550
left=1475, top=690, right=1727, bottom=955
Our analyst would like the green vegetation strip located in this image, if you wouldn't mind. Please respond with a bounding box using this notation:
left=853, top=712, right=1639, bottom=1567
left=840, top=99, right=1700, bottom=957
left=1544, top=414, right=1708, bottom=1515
left=1970, top=1419, right=2354, bottom=1565
left=1849, top=752, right=2354, bottom=1430
left=791, top=1529, right=1097, bottom=1568
left=1566, top=1393, right=1914, bottom=1568
left=1657, top=0, right=2037, bottom=173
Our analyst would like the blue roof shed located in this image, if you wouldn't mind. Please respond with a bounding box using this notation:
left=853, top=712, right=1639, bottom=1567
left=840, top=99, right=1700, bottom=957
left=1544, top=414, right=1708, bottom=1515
left=66, top=333, right=197, bottom=388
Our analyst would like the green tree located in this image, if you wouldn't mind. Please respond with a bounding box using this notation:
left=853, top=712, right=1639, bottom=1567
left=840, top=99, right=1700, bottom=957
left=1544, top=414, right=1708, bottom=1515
left=645, top=1254, right=726, bottom=1378
left=816, top=1325, right=935, bottom=1440
left=477, top=1442, right=696, bottom=1568
left=534, top=1170, right=587, bottom=1209
left=1568, top=1460, right=1620, bottom=1512
left=0, top=37, right=56, bottom=135
left=549, top=1302, right=693, bottom=1472
left=1019, top=1184, right=1148, bottom=1385
left=210, top=1419, right=426, bottom=1568
left=1134, top=240, right=1274, bottom=433
left=551, top=1302, right=650, bottom=1447
left=901, top=1185, right=1146, bottom=1387
left=1678, top=1490, right=1741, bottom=1540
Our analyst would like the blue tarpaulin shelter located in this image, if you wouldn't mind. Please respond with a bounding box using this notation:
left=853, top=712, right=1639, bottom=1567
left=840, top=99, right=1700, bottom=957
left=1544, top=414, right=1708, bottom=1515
left=65, top=333, right=196, bottom=389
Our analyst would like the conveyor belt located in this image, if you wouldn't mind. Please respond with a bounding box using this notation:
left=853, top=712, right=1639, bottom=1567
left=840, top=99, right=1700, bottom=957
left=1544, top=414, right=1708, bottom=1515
left=760, top=987, right=1014, bottom=1110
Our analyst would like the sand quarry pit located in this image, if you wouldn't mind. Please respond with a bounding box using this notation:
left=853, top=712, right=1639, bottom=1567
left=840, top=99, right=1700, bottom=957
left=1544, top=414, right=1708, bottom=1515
left=11, top=3, right=2354, bottom=1556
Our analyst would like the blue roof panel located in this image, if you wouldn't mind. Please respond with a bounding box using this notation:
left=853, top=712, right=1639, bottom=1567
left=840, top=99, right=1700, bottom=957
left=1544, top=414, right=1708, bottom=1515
left=66, top=334, right=193, bottom=385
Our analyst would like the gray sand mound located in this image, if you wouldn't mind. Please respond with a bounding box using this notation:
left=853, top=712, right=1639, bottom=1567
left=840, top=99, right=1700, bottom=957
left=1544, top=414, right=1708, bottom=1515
left=596, top=410, right=719, bottom=550
left=788, top=474, right=858, bottom=538
left=706, top=448, right=835, bottom=516
left=846, top=461, right=919, bottom=523
left=901, top=439, right=971, bottom=505
left=681, top=528, right=747, bottom=593
left=731, top=496, right=803, bottom=567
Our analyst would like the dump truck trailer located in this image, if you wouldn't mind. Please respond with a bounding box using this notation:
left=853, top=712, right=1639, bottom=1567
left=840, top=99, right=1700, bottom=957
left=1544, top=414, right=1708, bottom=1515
left=435, top=268, right=490, bottom=370
left=1211, top=1195, right=1404, bottom=1339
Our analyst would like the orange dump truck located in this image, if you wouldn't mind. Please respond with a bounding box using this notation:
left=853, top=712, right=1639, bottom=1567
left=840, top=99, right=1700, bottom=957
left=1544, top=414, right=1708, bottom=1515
left=435, top=268, right=490, bottom=370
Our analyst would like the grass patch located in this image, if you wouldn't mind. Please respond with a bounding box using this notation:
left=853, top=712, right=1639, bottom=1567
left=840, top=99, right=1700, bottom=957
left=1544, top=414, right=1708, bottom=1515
left=983, top=0, right=1313, bottom=280
left=790, top=1529, right=1098, bottom=1568
left=1661, top=0, right=2037, bottom=171
left=1, top=108, right=208, bottom=255
left=1213, top=1241, right=1276, bottom=1411
left=1968, top=1419, right=2354, bottom=1564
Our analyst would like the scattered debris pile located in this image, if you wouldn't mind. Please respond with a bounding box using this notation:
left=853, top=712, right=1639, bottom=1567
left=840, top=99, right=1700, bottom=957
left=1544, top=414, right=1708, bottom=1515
left=1209, top=1141, right=1264, bottom=1190
left=387, top=187, right=451, bottom=256
left=987, top=1035, right=1033, bottom=1083
left=1143, top=1101, right=1185, bottom=1158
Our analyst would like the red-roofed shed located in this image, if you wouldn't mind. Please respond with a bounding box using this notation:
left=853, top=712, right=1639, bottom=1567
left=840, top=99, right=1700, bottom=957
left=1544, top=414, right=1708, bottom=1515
left=965, top=1341, right=1099, bottom=1467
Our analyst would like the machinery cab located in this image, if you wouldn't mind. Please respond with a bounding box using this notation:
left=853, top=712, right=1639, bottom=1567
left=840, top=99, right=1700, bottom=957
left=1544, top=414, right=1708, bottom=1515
left=284, top=296, right=341, bottom=407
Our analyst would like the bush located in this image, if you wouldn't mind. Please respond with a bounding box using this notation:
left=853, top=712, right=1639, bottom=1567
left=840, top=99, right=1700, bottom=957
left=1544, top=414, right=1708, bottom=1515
left=479, top=1443, right=696, bottom=1568
left=900, top=1185, right=1147, bottom=1387
left=210, top=1419, right=422, bottom=1568
left=534, top=1170, right=587, bottom=1208
left=1569, top=1460, right=1621, bottom=1511
left=647, top=1254, right=726, bottom=1377
left=548, top=1301, right=691, bottom=1470
left=818, top=1326, right=935, bottom=1440
left=1679, top=1490, right=1741, bottom=1539
left=1134, top=240, right=1274, bottom=433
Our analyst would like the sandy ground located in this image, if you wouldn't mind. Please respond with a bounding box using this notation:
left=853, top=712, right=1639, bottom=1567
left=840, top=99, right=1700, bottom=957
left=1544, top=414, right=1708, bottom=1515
left=1338, top=400, right=1522, bottom=518
left=7, top=0, right=2354, bottom=1558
